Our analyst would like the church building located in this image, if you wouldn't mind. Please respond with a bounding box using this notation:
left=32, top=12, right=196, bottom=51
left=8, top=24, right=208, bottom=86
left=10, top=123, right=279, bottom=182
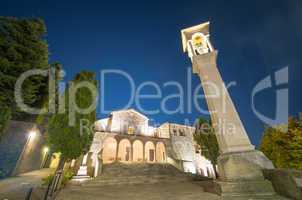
left=73, top=109, right=216, bottom=179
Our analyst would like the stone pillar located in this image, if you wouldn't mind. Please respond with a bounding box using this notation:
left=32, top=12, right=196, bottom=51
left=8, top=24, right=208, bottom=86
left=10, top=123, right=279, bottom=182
left=154, top=142, right=157, bottom=162
left=82, top=153, right=88, bottom=166
left=143, top=143, right=146, bottom=162
left=181, top=22, right=277, bottom=197
left=131, top=143, right=134, bottom=162
left=115, top=140, right=119, bottom=162
left=94, top=152, right=103, bottom=177
left=86, top=152, right=94, bottom=177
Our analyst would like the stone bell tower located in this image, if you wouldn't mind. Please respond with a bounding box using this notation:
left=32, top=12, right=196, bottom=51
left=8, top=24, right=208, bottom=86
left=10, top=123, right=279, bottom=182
left=181, top=22, right=278, bottom=197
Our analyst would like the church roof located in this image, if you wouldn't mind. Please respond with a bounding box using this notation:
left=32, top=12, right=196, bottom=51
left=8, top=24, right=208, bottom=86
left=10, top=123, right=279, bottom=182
left=110, top=109, right=149, bottom=120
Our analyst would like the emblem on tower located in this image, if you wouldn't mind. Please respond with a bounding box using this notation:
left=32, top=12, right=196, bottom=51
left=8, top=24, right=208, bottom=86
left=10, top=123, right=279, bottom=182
left=181, top=22, right=214, bottom=61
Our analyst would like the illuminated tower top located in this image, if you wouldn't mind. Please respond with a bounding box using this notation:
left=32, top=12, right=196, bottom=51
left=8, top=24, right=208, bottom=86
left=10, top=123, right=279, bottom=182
left=181, top=22, right=214, bottom=62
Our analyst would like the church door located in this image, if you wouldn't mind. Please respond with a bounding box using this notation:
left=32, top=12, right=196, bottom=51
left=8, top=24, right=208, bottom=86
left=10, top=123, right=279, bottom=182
left=149, top=149, right=155, bottom=162
left=125, top=147, right=131, bottom=161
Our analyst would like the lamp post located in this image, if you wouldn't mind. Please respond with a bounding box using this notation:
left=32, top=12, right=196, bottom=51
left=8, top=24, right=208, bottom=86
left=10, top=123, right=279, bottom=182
left=41, top=147, right=50, bottom=168
left=12, top=130, right=37, bottom=176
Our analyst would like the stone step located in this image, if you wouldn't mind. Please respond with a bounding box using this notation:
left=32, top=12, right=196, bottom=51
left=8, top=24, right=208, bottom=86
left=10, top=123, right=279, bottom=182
left=100, top=172, right=188, bottom=178
left=101, top=163, right=184, bottom=177
left=95, top=174, right=187, bottom=181
left=221, top=194, right=288, bottom=200
left=70, top=163, right=192, bottom=187
left=82, top=175, right=189, bottom=186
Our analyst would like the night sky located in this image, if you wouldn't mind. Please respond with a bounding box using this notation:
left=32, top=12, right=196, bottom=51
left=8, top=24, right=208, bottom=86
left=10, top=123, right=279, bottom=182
left=1, top=0, right=302, bottom=146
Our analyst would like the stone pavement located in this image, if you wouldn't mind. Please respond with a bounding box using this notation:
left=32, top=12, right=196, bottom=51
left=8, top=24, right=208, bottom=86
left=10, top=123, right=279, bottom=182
left=0, top=168, right=54, bottom=200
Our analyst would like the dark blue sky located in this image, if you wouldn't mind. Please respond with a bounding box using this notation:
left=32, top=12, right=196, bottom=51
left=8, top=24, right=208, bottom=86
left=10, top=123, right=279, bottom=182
left=2, top=0, right=302, bottom=146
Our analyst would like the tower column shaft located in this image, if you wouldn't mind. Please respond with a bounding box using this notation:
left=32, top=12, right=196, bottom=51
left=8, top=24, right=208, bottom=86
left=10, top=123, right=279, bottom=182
left=193, top=51, right=254, bottom=154
left=181, top=22, right=277, bottom=197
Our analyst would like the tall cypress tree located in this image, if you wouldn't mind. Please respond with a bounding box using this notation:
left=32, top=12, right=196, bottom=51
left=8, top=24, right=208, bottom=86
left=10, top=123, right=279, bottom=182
left=47, top=71, right=97, bottom=170
left=0, top=17, right=49, bottom=137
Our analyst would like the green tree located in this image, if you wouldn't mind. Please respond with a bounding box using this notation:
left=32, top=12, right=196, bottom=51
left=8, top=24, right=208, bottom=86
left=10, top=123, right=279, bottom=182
left=194, top=118, right=220, bottom=177
left=36, top=62, right=63, bottom=126
left=260, top=114, right=302, bottom=170
left=47, top=71, right=97, bottom=171
left=0, top=107, right=11, bottom=140
left=0, top=17, right=49, bottom=137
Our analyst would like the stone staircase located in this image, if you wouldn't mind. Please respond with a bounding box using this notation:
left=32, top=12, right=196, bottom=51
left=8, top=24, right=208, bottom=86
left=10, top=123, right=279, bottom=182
left=57, top=163, right=222, bottom=200
left=80, top=163, right=190, bottom=187
left=58, top=163, right=290, bottom=200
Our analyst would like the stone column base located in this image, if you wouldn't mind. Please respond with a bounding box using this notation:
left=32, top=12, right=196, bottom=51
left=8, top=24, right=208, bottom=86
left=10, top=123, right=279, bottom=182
left=214, top=180, right=275, bottom=198
left=205, top=150, right=285, bottom=199
left=199, top=179, right=287, bottom=199
left=218, top=150, right=274, bottom=181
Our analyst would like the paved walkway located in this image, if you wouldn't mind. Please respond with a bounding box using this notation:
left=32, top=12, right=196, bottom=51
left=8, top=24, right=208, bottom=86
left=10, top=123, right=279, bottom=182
left=57, top=182, right=221, bottom=200
left=0, top=168, right=54, bottom=200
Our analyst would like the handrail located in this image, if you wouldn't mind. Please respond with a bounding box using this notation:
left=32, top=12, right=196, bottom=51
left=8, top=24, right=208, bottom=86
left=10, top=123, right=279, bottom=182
left=25, top=187, right=33, bottom=200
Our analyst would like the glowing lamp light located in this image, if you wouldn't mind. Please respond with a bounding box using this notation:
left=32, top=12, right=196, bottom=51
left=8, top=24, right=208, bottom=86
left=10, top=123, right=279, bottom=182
left=28, top=131, right=36, bottom=139
left=44, top=147, right=49, bottom=153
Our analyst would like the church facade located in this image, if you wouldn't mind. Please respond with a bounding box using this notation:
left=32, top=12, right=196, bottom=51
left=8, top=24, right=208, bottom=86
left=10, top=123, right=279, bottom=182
left=73, top=109, right=215, bottom=179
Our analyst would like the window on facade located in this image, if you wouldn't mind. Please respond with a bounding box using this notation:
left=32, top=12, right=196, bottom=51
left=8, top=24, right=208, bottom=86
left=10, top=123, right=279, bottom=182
left=173, top=129, right=177, bottom=136
left=128, top=126, right=134, bottom=135
left=179, top=129, right=185, bottom=136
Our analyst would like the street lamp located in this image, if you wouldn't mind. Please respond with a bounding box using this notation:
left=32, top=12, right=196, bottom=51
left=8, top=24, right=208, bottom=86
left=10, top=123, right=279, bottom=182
left=28, top=131, right=36, bottom=140
left=41, top=147, right=50, bottom=168
left=12, top=130, right=38, bottom=176
left=44, top=147, right=49, bottom=153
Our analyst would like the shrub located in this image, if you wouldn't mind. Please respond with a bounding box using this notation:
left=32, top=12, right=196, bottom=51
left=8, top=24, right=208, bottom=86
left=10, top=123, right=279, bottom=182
left=42, top=169, right=75, bottom=187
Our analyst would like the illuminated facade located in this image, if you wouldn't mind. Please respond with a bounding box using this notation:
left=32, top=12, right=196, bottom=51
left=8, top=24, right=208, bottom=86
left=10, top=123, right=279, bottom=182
left=73, top=109, right=215, bottom=178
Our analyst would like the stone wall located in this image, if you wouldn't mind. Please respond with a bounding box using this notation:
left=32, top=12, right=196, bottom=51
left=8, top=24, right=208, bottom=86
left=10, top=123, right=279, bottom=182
left=0, top=120, right=46, bottom=179
left=264, top=169, right=302, bottom=200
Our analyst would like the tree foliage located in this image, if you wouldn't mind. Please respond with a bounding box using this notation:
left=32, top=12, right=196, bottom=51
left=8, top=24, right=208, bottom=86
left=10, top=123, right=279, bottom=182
left=0, top=17, right=49, bottom=119
left=36, top=62, right=63, bottom=126
left=194, top=118, right=220, bottom=175
left=47, top=71, right=96, bottom=162
left=260, top=114, right=302, bottom=170
left=0, top=107, right=11, bottom=140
